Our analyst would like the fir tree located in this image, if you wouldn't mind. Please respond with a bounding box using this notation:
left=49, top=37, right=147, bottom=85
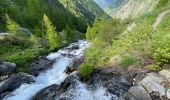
left=43, top=14, right=61, bottom=50
left=6, top=14, right=20, bottom=36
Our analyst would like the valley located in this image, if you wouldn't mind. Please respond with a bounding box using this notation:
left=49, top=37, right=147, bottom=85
left=0, top=0, right=170, bottom=100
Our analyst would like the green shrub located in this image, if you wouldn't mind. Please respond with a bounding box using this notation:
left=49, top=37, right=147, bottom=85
left=148, top=64, right=162, bottom=71
left=120, top=56, right=140, bottom=68
left=156, top=0, right=168, bottom=8
left=80, top=63, right=94, bottom=78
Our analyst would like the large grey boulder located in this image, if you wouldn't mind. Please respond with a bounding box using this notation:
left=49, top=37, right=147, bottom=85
left=140, top=73, right=167, bottom=95
left=123, top=84, right=152, bottom=100
left=0, top=73, right=35, bottom=99
left=30, top=56, right=54, bottom=76
left=0, top=61, right=16, bottom=75
left=140, top=72, right=170, bottom=99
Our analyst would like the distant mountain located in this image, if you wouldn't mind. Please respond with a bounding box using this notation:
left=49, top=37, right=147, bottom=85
left=94, top=0, right=159, bottom=19
left=93, top=0, right=126, bottom=17
left=59, top=0, right=108, bottom=24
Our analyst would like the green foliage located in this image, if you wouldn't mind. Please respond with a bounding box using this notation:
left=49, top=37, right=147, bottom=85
left=6, top=14, right=20, bottom=35
left=1, top=0, right=87, bottom=35
left=43, top=14, right=62, bottom=50
left=80, top=63, right=94, bottom=78
left=149, top=14, right=170, bottom=64
left=156, top=0, right=168, bottom=8
left=84, top=2, right=170, bottom=69
left=148, top=64, right=162, bottom=71
left=0, top=35, right=49, bottom=72
left=120, top=56, right=140, bottom=68
left=86, top=17, right=99, bottom=40
left=66, top=25, right=78, bottom=43
left=85, top=17, right=127, bottom=66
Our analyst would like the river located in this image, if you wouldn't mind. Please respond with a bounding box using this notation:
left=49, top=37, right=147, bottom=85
left=3, top=40, right=115, bottom=100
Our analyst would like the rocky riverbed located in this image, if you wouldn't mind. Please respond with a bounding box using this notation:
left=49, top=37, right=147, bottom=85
left=0, top=40, right=169, bottom=100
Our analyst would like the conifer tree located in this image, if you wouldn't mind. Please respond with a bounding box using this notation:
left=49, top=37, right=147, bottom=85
left=6, top=14, right=20, bottom=36
left=86, top=17, right=99, bottom=40
left=43, top=14, right=61, bottom=50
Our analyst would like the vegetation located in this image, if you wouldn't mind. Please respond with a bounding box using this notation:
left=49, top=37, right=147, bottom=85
left=83, top=0, right=170, bottom=71
left=43, top=15, right=62, bottom=50
left=0, top=0, right=88, bottom=72
left=80, top=63, right=94, bottom=78
left=120, top=56, right=140, bottom=68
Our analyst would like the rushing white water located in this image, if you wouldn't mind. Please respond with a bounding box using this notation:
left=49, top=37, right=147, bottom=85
left=3, top=40, right=114, bottom=100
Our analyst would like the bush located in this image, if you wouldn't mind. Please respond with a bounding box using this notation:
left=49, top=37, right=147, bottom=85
left=80, top=63, right=94, bottom=78
left=156, top=0, right=168, bottom=8
left=120, top=56, right=140, bottom=68
left=148, top=64, right=161, bottom=71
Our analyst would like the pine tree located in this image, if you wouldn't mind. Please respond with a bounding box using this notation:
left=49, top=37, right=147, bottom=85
left=6, top=14, right=20, bottom=36
left=66, top=25, right=76, bottom=42
left=43, top=14, right=61, bottom=50
left=86, top=25, right=92, bottom=40
left=86, top=17, right=100, bottom=40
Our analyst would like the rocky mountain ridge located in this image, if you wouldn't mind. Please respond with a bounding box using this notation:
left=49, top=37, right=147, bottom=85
left=94, top=0, right=159, bottom=19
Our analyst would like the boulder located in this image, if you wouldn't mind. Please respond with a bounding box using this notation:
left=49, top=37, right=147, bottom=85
left=71, top=56, right=84, bottom=68
left=64, top=67, right=77, bottom=74
left=30, top=56, right=54, bottom=76
left=19, top=27, right=32, bottom=35
left=66, top=45, right=79, bottom=51
left=159, top=70, right=170, bottom=80
left=167, top=89, right=170, bottom=99
left=140, top=72, right=170, bottom=99
left=0, top=61, right=16, bottom=75
left=32, top=84, right=58, bottom=100
left=88, top=69, right=135, bottom=96
left=0, top=73, right=34, bottom=96
left=32, top=74, right=78, bottom=100
left=140, top=73, right=167, bottom=95
left=124, top=84, right=152, bottom=100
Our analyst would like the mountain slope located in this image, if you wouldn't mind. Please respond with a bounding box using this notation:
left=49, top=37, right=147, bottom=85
left=0, top=0, right=89, bottom=32
left=93, top=0, right=126, bottom=17
left=115, top=0, right=159, bottom=19
left=94, top=0, right=159, bottom=19
left=59, top=0, right=107, bottom=24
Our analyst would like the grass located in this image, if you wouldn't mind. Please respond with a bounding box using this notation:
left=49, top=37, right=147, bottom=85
left=120, top=56, right=140, bottom=68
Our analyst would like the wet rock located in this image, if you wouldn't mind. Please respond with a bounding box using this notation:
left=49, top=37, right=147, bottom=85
left=30, top=56, right=54, bottom=76
left=0, top=73, right=34, bottom=99
left=0, top=75, right=9, bottom=82
left=32, top=84, right=58, bottom=100
left=66, top=45, right=79, bottom=51
left=58, top=74, right=78, bottom=92
left=65, top=67, right=77, bottom=74
left=0, top=61, right=16, bottom=75
left=88, top=69, right=135, bottom=96
left=71, top=57, right=84, bottom=68
left=32, top=74, right=78, bottom=100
